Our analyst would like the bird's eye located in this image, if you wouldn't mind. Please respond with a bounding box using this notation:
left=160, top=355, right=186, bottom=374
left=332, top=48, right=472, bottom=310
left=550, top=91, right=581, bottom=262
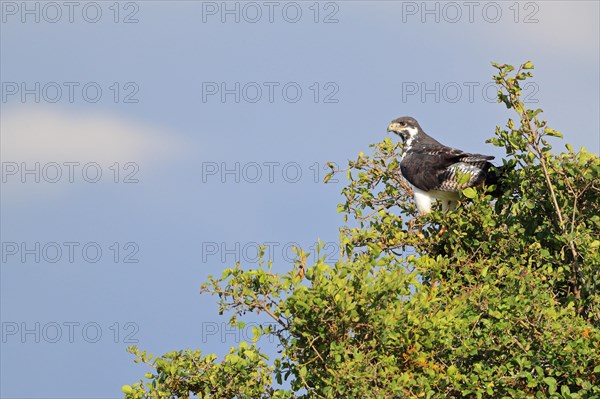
left=399, top=121, right=406, bottom=126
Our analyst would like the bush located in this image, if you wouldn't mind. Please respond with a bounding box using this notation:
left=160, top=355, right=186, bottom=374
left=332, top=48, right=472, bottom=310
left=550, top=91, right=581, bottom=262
left=123, top=62, right=600, bottom=399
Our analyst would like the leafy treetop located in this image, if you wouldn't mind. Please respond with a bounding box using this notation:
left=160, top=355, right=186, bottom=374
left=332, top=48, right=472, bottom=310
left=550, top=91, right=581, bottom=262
left=123, top=62, right=600, bottom=399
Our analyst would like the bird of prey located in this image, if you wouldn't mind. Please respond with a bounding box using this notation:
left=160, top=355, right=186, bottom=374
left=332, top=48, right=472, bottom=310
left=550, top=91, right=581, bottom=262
left=387, top=116, right=498, bottom=214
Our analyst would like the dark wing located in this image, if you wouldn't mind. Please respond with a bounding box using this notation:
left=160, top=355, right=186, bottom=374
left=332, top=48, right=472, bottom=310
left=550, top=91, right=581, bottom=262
left=401, top=145, right=494, bottom=192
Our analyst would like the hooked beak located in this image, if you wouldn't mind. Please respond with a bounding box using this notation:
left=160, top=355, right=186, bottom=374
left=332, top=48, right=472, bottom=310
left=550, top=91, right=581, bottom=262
left=387, top=122, right=404, bottom=137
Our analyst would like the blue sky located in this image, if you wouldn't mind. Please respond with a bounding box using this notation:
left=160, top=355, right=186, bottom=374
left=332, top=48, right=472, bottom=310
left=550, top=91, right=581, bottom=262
left=1, top=1, right=599, bottom=397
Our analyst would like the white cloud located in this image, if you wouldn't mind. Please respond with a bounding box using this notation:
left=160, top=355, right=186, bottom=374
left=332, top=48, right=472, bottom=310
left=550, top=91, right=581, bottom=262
left=512, top=2, right=599, bottom=55
left=1, top=105, right=187, bottom=202
left=1, top=105, right=184, bottom=164
left=368, top=1, right=598, bottom=58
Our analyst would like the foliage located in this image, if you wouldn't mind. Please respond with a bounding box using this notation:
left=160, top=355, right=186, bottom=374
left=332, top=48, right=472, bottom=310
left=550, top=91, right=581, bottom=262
left=124, top=62, right=600, bottom=399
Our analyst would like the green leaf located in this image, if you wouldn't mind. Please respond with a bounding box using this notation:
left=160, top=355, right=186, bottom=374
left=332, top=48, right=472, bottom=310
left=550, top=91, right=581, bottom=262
left=480, top=266, right=488, bottom=278
left=300, top=365, right=307, bottom=378
left=463, top=187, right=477, bottom=199
left=526, top=108, right=543, bottom=119
left=251, top=326, right=260, bottom=341
left=544, top=127, right=563, bottom=138
left=544, top=377, right=557, bottom=394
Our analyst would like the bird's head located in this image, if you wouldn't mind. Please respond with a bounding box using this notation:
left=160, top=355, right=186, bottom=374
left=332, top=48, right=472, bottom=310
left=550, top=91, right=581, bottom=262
left=387, top=116, right=421, bottom=143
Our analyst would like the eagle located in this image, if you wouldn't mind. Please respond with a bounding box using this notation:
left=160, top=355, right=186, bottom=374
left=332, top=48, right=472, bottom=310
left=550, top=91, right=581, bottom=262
left=387, top=116, right=498, bottom=214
